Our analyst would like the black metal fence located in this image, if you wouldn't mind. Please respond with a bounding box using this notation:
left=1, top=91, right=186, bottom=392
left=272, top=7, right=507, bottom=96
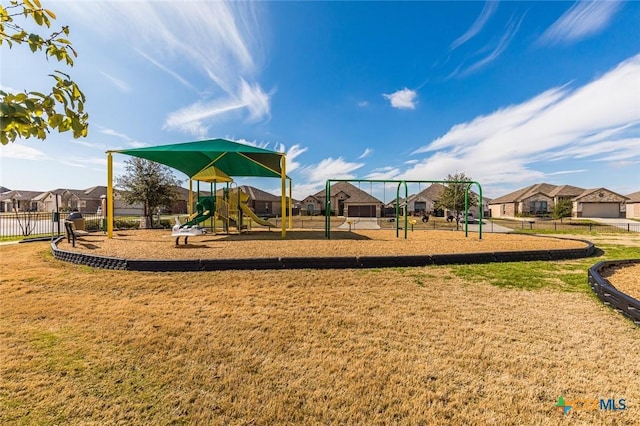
left=0, top=212, right=143, bottom=240
left=2, top=212, right=639, bottom=240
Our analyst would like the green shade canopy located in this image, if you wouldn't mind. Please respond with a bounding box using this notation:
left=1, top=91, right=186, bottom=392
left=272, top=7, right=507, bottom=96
left=112, top=138, right=284, bottom=179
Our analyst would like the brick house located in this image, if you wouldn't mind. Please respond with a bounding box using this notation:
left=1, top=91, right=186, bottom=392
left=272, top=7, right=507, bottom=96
left=625, top=191, right=640, bottom=219
left=572, top=188, right=628, bottom=218
left=301, top=182, right=384, bottom=217
left=489, top=183, right=627, bottom=218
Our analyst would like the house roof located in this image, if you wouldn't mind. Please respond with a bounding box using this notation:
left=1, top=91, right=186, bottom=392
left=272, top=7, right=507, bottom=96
left=239, top=185, right=281, bottom=202
left=625, top=190, right=640, bottom=203
left=0, top=186, right=10, bottom=193
left=547, top=184, right=585, bottom=198
left=490, top=183, right=585, bottom=204
left=312, top=182, right=383, bottom=204
left=573, top=187, right=629, bottom=201
left=0, top=190, right=43, bottom=201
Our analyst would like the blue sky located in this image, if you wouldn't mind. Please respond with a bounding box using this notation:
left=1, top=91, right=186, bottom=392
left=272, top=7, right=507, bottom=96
left=1, top=0, right=639, bottom=201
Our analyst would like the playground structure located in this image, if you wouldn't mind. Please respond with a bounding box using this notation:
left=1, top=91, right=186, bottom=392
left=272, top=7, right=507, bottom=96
left=323, top=179, right=483, bottom=239
left=171, top=186, right=277, bottom=242
left=106, top=139, right=292, bottom=239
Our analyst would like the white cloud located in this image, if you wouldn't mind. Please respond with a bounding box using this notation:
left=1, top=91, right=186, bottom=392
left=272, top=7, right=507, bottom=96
left=383, top=88, right=417, bottom=110
left=457, top=14, right=523, bottom=77
left=539, top=1, right=622, bottom=45
left=358, top=148, right=373, bottom=159
left=545, top=169, right=588, bottom=176
left=406, top=54, right=640, bottom=191
left=364, top=166, right=401, bottom=180
left=100, top=71, right=131, bottom=93
left=450, top=1, right=498, bottom=50
left=357, top=100, right=369, bottom=107
left=282, top=144, right=308, bottom=173
left=300, top=157, right=364, bottom=183
left=136, top=49, right=198, bottom=92
left=0, top=144, right=49, bottom=161
left=98, top=126, right=147, bottom=148
left=66, top=1, right=270, bottom=135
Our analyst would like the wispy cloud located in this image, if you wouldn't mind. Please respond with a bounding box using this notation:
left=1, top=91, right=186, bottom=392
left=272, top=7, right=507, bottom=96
left=300, top=157, right=364, bottom=183
left=545, top=169, right=588, bottom=176
left=135, top=49, right=198, bottom=92
left=67, top=1, right=269, bottom=136
left=100, top=71, right=131, bottom=93
left=98, top=126, right=147, bottom=148
left=450, top=1, right=498, bottom=50
left=364, top=166, right=401, bottom=180
left=358, top=148, right=374, bottom=159
left=538, top=0, right=622, bottom=45
left=406, top=54, right=640, bottom=193
left=273, top=142, right=308, bottom=173
left=383, top=88, right=417, bottom=110
left=457, top=14, right=524, bottom=77
left=0, top=144, right=48, bottom=161
left=357, top=101, right=369, bottom=107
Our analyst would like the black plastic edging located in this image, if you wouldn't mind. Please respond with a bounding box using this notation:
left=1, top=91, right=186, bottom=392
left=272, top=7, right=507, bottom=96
left=589, top=260, right=640, bottom=327
left=51, top=236, right=596, bottom=272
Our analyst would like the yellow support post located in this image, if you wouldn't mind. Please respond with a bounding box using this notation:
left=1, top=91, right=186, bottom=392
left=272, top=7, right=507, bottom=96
left=288, top=178, right=293, bottom=230
left=107, top=152, right=114, bottom=238
left=281, top=154, right=286, bottom=238
left=189, top=179, right=193, bottom=215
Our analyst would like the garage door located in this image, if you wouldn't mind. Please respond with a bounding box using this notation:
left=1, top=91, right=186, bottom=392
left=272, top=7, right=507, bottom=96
left=347, top=205, right=377, bottom=217
left=581, top=203, right=619, bottom=218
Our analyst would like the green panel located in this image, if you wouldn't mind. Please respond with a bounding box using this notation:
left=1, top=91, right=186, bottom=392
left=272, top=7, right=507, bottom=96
left=114, top=138, right=284, bottom=178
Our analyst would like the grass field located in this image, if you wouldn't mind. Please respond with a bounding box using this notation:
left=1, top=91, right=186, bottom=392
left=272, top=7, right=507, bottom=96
left=1, top=234, right=639, bottom=424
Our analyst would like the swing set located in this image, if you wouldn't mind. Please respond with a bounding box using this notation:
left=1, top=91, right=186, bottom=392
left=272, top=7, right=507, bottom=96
left=323, top=179, right=483, bottom=240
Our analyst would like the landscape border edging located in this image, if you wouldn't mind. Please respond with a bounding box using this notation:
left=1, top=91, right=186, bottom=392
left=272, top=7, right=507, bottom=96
left=51, top=237, right=595, bottom=272
left=588, top=259, right=640, bottom=327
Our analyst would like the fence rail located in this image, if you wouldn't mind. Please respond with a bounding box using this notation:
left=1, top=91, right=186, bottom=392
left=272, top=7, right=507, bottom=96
left=2, top=212, right=639, bottom=239
left=0, top=212, right=141, bottom=239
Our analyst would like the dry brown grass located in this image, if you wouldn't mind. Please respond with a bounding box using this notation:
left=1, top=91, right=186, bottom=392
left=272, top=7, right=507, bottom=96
left=60, top=229, right=588, bottom=260
left=1, top=240, right=639, bottom=425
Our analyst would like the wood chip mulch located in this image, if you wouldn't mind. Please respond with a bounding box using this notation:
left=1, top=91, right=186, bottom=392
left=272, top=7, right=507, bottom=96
left=59, top=229, right=590, bottom=261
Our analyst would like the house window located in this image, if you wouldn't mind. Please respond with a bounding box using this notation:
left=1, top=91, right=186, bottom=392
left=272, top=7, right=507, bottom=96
left=529, top=200, right=548, bottom=214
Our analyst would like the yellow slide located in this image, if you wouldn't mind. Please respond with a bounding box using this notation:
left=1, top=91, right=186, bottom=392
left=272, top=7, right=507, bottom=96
left=240, top=203, right=277, bottom=227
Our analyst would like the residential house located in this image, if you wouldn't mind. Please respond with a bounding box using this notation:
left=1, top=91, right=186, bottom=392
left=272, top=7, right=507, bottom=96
left=625, top=191, right=640, bottom=219
left=0, top=190, right=42, bottom=212
left=489, top=183, right=627, bottom=218
left=301, top=182, right=384, bottom=217
left=572, top=188, right=628, bottom=218
left=385, top=183, right=490, bottom=218
left=239, top=185, right=284, bottom=217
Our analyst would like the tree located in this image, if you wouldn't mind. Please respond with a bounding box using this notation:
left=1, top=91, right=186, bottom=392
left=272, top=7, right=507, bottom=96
left=552, top=198, right=573, bottom=222
left=1, top=0, right=88, bottom=145
left=115, top=158, right=181, bottom=228
left=435, top=172, right=478, bottom=230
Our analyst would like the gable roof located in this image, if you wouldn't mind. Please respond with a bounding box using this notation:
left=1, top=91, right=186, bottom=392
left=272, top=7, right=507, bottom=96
left=239, top=185, right=281, bottom=202
left=547, top=184, right=585, bottom=198
left=490, top=183, right=585, bottom=205
left=573, top=187, right=629, bottom=201
left=626, top=190, right=640, bottom=203
left=312, top=182, right=383, bottom=204
left=0, top=190, right=43, bottom=201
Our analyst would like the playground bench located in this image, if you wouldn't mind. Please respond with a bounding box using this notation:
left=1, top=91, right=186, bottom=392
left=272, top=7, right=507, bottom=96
left=64, top=220, right=89, bottom=247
